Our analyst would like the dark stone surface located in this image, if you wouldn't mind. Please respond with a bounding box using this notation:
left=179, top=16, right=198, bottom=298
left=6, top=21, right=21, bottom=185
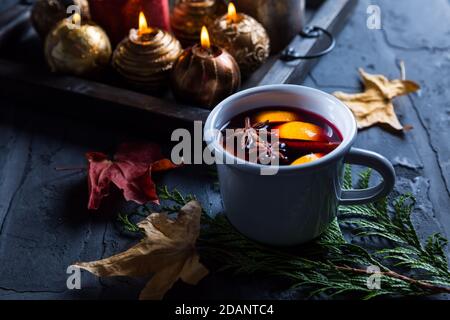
left=303, top=0, right=450, bottom=243
left=0, top=0, right=449, bottom=299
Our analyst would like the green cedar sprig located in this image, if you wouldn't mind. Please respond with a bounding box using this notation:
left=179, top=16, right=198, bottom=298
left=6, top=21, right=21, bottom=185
left=117, top=166, right=450, bottom=299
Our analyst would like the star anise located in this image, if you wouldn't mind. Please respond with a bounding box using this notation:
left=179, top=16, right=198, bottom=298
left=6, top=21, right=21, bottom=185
left=232, top=117, right=268, bottom=149
left=248, top=140, right=287, bottom=164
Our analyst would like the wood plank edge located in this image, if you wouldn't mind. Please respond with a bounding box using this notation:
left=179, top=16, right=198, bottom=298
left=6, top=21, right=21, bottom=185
left=0, top=59, right=210, bottom=123
left=256, top=0, right=358, bottom=86
left=287, top=0, right=358, bottom=84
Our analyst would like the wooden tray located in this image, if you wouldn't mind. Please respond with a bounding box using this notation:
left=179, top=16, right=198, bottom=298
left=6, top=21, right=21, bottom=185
left=0, top=0, right=357, bottom=127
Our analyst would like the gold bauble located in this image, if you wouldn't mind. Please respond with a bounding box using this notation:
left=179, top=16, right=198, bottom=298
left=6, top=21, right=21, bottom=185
left=170, top=0, right=226, bottom=47
left=44, top=18, right=112, bottom=76
left=31, top=0, right=91, bottom=38
left=112, top=29, right=183, bottom=91
left=211, top=13, right=270, bottom=75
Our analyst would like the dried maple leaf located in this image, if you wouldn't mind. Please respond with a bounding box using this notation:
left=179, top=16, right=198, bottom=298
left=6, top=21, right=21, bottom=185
left=74, top=200, right=208, bottom=300
left=86, top=143, right=178, bottom=210
left=333, top=68, right=420, bottom=131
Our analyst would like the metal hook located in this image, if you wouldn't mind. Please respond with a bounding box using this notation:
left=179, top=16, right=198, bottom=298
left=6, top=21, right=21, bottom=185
left=280, top=26, right=336, bottom=61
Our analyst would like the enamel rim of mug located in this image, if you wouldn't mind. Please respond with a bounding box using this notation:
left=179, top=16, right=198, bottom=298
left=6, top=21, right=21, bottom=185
left=204, top=85, right=358, bottom=173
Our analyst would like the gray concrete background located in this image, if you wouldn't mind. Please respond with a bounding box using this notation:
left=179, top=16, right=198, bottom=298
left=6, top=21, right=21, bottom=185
left=0, top=0, right=449, bottom=299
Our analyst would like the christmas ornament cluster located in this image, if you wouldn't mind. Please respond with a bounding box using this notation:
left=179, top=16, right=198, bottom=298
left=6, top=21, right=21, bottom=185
left=31, top=0, right=271, bottom=108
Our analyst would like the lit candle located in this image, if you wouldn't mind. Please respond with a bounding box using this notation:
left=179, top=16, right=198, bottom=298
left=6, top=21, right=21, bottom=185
left=44, top=12, right=111, bottom=76
left=137, top=11, right=152, bottom=36
left=170, top=0, right=226, bottom=47
left=227, top=2, right=238, bottom=23
left=171, top=26, right=241, bottom=109
left=129, top=11, right=157, bottom=42
left=88, top=0, right=171, bottom=45
left=200, top=26, right=212, bottom=53
left=112, top=12, right=182, bottom=91
left=31, top=0, right=91, bottom=39
left=211, top=2, right=270, bottom=75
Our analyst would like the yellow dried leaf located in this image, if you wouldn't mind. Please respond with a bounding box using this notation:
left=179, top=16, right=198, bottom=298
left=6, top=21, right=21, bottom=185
left=73, top=200, right=208, bottom=300
left=333, top=68, right=420, bottom=131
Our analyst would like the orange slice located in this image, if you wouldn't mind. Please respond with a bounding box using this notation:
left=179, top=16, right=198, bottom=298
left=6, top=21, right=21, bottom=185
left=276, top=121, right=325, bottom=141
left=253, top=110, right=301, bottom=124
left=291, top=153, right=324, bottom=166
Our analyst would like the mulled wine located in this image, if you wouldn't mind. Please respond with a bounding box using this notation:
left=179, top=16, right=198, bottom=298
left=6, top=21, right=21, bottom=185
left=221, top=107, right=343, bottom=166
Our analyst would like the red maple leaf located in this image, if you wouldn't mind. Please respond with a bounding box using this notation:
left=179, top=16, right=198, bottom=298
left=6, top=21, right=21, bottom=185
left=86, top=143, right=177, bottom=210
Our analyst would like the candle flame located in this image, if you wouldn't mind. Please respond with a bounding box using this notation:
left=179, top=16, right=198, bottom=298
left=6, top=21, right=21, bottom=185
left=72, top=13, right=81, bottom=25
left=200, top=26, right=211, bottom=49
left=138, top=11, right=151, bottom=35
left=227, top=2, right=238, bottom=23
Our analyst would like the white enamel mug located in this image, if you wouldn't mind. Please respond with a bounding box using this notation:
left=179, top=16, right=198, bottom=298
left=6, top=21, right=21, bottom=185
left=204, top=85, right=395, bottom=246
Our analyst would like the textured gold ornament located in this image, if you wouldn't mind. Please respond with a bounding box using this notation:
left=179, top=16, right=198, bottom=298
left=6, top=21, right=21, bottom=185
left=44, top=18, right=112, bottom=76
left=112, top=29, right=182, bottom=91
left=171, top=45, right=241, bottom=108
left=170, top=0, right=226, bottom=47
left=210, top=13, right=270, bottom=75
left=31, top=0, right=91, bottom=38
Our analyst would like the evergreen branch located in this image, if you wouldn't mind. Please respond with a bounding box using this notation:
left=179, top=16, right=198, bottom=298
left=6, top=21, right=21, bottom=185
left=116, top=166, right=450, bottom=299
left=158, top=186, right=195, bottom=212
left=335, top=265, right=450, bottom=295
left=117, top=212, right=144, bottom=234
left=358, top=168, right=372, bottom=189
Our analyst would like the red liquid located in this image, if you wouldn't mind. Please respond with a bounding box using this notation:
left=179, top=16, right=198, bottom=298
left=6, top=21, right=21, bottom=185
left=221, top=107, right=343, bottom=166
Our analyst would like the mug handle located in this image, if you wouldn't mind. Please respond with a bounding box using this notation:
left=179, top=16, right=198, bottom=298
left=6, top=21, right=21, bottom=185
left=340, top=148, right=396, bottom=205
